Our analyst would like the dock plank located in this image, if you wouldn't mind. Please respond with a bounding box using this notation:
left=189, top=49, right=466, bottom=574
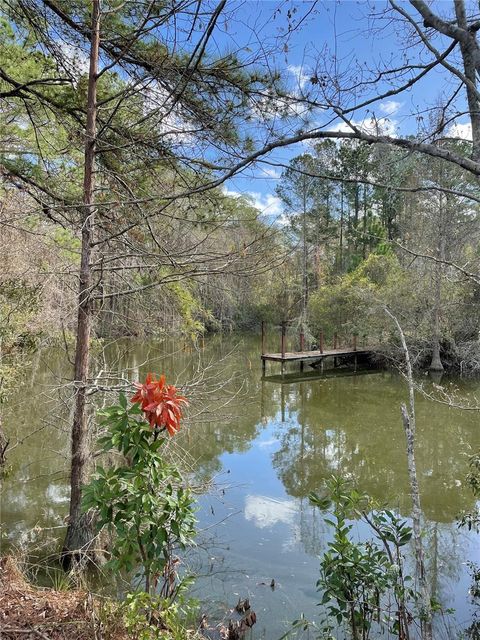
left=261, top=348, right=372, bottom=362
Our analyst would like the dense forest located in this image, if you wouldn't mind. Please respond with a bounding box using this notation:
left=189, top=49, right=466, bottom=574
left=3, top=1, right=480, bottom=639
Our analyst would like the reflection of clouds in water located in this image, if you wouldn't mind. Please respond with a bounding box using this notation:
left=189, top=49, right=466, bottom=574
left=257, top=438, right=278, bottom=448
left=46, top=484, right=70, bottom=504
left=281, top=524, right=301, bottom=552
left=324, top=429, right=348, bottom=471
left=244, top=494, right=296, bottom=529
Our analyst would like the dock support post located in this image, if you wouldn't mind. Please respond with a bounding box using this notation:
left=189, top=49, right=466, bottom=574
left=334, top=332, right=338, bottom=349
left=261, top=378, right=265, bottom=421
left=353, top=334, right=357, bottom=351
left=261, top=322, right=267, bottom=376
left=319, top=331, right=324, bottom=354
left=281, top=322, right=286, bottom=359
left=299, top=331, right=304, bottom=372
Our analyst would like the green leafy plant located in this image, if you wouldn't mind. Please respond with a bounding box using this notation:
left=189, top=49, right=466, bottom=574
left=309, top=477, right=418, bottom=640
left=122, top=582, right=198, bottom=640
left=83, top=375, right=196, bottom=598
left=458, top=453, right=480, bottom=532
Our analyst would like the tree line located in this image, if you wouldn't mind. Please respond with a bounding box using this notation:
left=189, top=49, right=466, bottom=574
left=2, top=3, right=480, bottom=636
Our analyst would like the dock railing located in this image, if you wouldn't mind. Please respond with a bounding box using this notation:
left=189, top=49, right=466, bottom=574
left=260, top=322, right=367, bottom=376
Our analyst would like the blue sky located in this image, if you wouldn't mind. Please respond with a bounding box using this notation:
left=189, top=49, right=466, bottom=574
left=46, top=0, right=472, bottom=221
left=213, top=1, right=473, bottom=221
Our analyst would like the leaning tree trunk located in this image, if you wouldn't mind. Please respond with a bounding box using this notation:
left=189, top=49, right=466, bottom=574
left=386, top=308, right=432, bottom=640
left=62, top=0, right=100, bottom=566
left=400, top=403, right=432, bottom=640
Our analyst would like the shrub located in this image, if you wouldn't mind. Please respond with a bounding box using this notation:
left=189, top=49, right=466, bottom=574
left=83, top=374, right=196, bottom=598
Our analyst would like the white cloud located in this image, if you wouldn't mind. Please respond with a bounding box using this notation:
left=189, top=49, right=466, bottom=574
left=222, top=187, right=283, bottom=217
left=244, top=495, right=296, bottom=529
left=379, top=100, right=402, bottom=116
left=58, top=43, right=89, bottom=78
left=250, top=192, right=283, bottom=216
left=250, top=87, right=313, bottom=121
left=288, top=65, right=309, bottom=91
left=143, top=82, right=192, bottom=144
left=330, top=116, right=397, bottom=137
left=261, top=167, right=281, bottom=180
left=329, top=120, right=357, bottom=133
left=447, top=121, right=472, bottom=140
left=222, top=187, right=242, bottom=199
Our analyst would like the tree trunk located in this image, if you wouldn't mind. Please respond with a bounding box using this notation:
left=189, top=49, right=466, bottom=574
left=386, top=308, right=432, bottom=640
left=429, top=191, right=445, bottom=373
left=325, top=191, right=330, bottom=229
left=354, top=183, right=359, bottom=247
left=339, top=183, right=344, bottom=271
left=429, top=258, right=443, bottom=372
left=0, top=416, right=9, bottom=467
left=62, top=0, right=100, bottom=565
left=454, top=0, right=480, bottom=161
left=362, top=183, right=367, bottom=259
left=301, top=175, right=308, bottom=337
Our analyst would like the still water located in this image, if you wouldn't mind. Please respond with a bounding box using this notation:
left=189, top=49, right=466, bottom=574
left=2, top=334, right=480, bottom=636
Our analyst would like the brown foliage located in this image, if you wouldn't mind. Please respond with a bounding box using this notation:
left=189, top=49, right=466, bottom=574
left=0, top=557, right=127, bottom=640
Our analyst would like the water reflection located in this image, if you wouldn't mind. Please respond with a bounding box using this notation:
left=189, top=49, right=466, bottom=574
left=265, top=375, right=479, bottom=522
left=2, top=335, right=480, bottom=636
left=244, top=495, right=296, bottom=529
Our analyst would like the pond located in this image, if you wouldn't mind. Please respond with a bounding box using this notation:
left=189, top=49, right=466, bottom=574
left=2, top=333, right=480, bottom=637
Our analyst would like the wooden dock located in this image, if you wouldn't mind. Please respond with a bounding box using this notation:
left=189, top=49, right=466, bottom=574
left=261, top=347, right=372, bottom=375
left=260, top=321, right=374, bottom=376
left=262, top=347, right=371, bottom=363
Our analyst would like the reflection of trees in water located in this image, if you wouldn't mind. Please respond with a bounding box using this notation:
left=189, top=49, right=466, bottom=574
left=2, top=346, right=72, bottom=538
left=298, top=505, right=468, bottom=624
left=180, top=419, right=261, bottom=481
left=3, top=335, right=271, bottom=538
left=268, top=373, right=479, bottom=627
left=4, top=333, right=480, bottom=582
left=106, top=337, right=279, bottom=477
left=427, top=523, right=463, bottom=611
left=296, top=498, right=327, bottom=557
left=270, top=374, right=480, bottom=523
